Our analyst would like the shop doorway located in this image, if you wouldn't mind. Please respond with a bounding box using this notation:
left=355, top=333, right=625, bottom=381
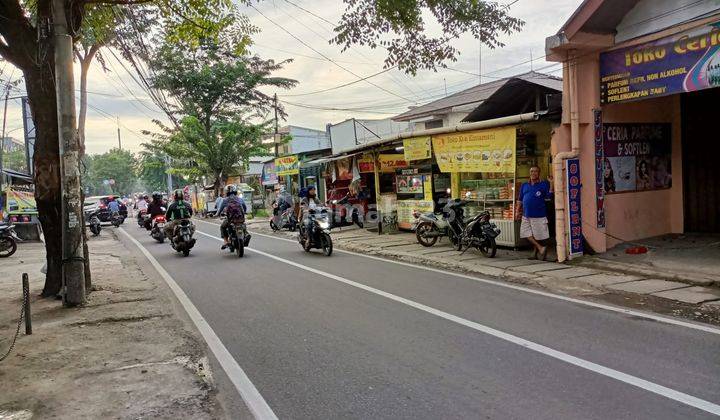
left=682, top=89, right=720, bottom=233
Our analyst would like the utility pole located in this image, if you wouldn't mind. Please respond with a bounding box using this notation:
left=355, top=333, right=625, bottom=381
left=165, top=155, right=173, bottom=195
left=273, top=93, right=279, bottom=157
left=0, top=86, right=10, bottom=193
left=116, top=116, right=122, bottom=150
left=52, top=0, right=86, bottom=306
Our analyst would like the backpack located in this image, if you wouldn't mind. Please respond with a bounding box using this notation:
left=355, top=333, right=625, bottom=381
left=226, top=197, right=245, bottom=223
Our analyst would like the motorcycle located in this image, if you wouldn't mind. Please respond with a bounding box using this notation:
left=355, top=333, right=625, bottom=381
left=270, top=204, right=297, bottom=232
left=226, top=219, right=251, bottom=258
left=170, top=219, right=196, bottom=257
left=85, top=207, right=102, bottom=236
left=329, top=194, right=364, bottom=229
left=137, top=209, right=147, bottom=227
left=110, top=211, right=124, bottom=228
left=298, top=207, right=333, bottom=256
left=454, top=209, right=501, bottom=258
left=150, top=213, right=167, bottom=243
left=0, top=223, right=20, bottom=258
left=413, top=199, right=470, bottom=248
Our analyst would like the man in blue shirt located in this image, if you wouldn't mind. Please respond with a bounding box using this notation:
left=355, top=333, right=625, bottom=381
left=516, top=166, right=553, bottom=260
left=107, top=196, right=121, bottom=215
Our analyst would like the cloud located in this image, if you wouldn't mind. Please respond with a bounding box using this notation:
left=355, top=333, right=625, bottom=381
left=2, top=0, right=583, bottom=155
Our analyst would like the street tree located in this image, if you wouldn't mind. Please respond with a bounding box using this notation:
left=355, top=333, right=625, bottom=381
left=83, top=148, right=138, bottom=196
left=137, top=150, right=174, bottom=194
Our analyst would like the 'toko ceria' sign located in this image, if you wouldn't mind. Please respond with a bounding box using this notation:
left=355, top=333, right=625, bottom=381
left=600, top=21, right=720, bottom=104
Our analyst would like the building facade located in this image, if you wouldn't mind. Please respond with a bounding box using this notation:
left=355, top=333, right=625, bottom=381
left=546, top=0, right=720, bottom=260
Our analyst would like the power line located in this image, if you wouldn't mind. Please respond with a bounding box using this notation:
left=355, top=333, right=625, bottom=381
left=250, top=4, right=414, bottom=103
left=279, top=67, right=397, bottom=97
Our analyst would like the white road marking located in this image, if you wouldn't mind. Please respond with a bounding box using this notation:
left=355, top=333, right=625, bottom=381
left=195, top=219, right=720, bottom=337
left=118, top=228, right=278, bottom=420
left=194, top=230, right=720, bottom=416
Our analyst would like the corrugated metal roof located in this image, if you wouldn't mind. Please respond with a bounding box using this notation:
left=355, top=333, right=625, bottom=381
left=392, top=71, right=563, bottom=122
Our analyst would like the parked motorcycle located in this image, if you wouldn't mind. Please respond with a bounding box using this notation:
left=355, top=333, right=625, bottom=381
left=170, top=219, right=196, bottom=257
left=226, top=219, right=251, bottom=258
left=454, top=208, right=501, bottom=258
left=329, top=194, right=364, bottom=229
left=0, top=223, right=20, bottom=258
left=413, top=199, right=470, bottom=248
left=298, top=207, right=333, bottom=256
left=85, top=207, right=102, bottom=237
left=150, top=213, right=167, bottom=243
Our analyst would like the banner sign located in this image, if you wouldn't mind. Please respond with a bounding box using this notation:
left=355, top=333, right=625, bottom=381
left=600, top=20, right=720, bottom=104
left=378, top=154, right=408, bottom=172
left=593, top=109, right=606, bottom=229
left=566, top=158, right=583, bottom=259
left=275, top=155, right=299, bottom=176
left=602, top=123, right=672, bottom=193
left=21, top=97, right=35, bottom=175
left=261, top=160, right=278, bottom=185
left=358, top=155, right=375, bottom=173
left=396, top=200, right=434, bottom=230
left=396, top=174, right=424, bottom=195
left=433, top=127, right=516, bottom=173
left=403, top=136, right=432, bottom=161
left=5, top=187, right=38, bottom=214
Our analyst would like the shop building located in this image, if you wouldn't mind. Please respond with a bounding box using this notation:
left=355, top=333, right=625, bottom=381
left=546, top=0, right=720, bottom=261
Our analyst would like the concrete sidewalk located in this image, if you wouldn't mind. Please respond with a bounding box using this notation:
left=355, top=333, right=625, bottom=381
left=233, top=216, right=720, bottom=311
left=0, top=230, right=227, bottom=419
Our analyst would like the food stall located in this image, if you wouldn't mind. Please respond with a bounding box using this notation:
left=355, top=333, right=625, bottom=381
left=434, top=122, right=552, bottom=247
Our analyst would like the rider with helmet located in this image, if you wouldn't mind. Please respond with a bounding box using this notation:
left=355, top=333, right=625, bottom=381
left=164, top=189, right=194, bottom=239
left=147, top=192, right=165, bottom=218
left=216, top=184, right=247, bottom=249
left=107, top=195, right=121, bottom=216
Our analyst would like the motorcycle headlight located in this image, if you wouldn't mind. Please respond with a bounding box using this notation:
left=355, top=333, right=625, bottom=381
left=318, top=220, right=330, bottom=229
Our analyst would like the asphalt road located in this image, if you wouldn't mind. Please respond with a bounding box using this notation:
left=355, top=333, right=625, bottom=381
left=121, top=220, right=720, bottom=419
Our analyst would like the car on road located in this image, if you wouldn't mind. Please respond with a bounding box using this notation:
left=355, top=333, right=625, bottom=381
left=84, top=196, right=128, bottom=223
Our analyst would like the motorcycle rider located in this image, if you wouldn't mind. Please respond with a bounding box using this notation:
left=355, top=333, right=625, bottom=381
left=145, top=192, right=165, bottom=229
left=164, top=189, right=194, bottom=239
left=300, top=185, right=320, bottom=248
left=216, top=184, right=247, bottom=250
left=107, top=195, right=121, bottom=219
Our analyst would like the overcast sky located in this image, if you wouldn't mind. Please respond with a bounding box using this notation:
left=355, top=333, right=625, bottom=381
left=1, top=0, right=583, bottom=155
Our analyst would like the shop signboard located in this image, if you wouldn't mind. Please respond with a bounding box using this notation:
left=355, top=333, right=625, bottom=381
left=593, top=109, right=606, bottom=229
left=403, top=136, right=432, bottom=161
left=358, top=155, right=375, bottom=173
left=261, top=160, right=277, bottom=185
left=5, top=187, right=38, bottom=215
left=396, top=172, right=424, bottom=195
left=396, top=200, right=434, bottom=230
left=432, top=127, right=516, bottom=173
left=602, top=123, right=672, bottom=194
left=566, top=158, right=583, bottom=259
left=378, top=154, right=408, bottom=172
left=600, top=20, right=720, bottom=104
left=275, top=155, right=299, bottom=176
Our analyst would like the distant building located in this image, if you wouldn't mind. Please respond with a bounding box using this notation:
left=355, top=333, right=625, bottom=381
left=328, top=118, right=413, bottom=155
left=262, top=125, right=331, bottom=156
left=1, top=137, right=24, bottom=153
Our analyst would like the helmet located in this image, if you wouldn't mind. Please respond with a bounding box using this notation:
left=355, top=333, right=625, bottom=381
left=225, top=184, right=238, bottom=196
left=143, top=195, right=149, bottom=200
left=152, top=192, right=163, bottom=201
left=108, top=195, right=115, bottom=201
left=173, top=189, right=184, bottom=201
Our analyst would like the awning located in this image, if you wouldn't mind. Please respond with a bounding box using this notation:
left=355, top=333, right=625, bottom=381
left=303, top=152, right=361, bottom=167
left=2, top=169, right=33, bottom=184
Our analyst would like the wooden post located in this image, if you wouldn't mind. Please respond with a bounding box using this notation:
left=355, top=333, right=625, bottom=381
left=373, top=151, right=382, bottom=234
left=22, top=274, right=32, bottom=335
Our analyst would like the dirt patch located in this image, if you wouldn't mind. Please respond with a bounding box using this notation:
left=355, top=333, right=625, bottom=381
left=0, top=230, right=226, bottom=419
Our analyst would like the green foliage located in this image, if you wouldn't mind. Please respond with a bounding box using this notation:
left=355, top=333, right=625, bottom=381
left=331, top=0, right=524, bottom=74
left=137, top=150, right=173, bottom=193
left=3, top=148, right=28, bottom=174
left=83, top=148, right=138, bottom=196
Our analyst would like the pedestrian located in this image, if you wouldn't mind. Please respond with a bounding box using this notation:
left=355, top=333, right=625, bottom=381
left=516, top=166, right=553, bottom=260
left=214, top=191, right=224, bottom=217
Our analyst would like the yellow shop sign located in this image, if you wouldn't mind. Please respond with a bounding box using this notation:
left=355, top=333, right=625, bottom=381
left=403, top=136, right=432, bottom=161
left=433, top=127, right=516, bottom=173
left=275, top=155, right=299, bottom=176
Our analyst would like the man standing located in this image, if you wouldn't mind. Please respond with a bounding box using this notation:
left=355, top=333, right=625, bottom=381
left=516, top=166, right=553, bottom=260
left=214, top=192, right=224, bottom=217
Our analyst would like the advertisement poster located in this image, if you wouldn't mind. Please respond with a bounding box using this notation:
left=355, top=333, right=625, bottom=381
left=396, top=200, right=434, bottom=230
left=378, top=154, right=408, bottom=172
left=403, top=137, right=432, bottom=161
left=275, top=155, right=299, bottom=176
left=593, top=109, right=606, bottom=229
left=433, top=127, right=516, bottom=173
left=261, top=161, right=278, bottom=185
left=602, top=123, right=672, bottom=194
left=358, top=155, right=375, bottom=173
left=600, top=20, right=720, bottom=104
left=566, top=158, right=583, bottom=259
left=336, top=158, right=353, bottom=180
left=396, top=174, right=424, bottom=195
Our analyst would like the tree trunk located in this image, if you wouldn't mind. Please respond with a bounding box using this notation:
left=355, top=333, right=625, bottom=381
left=24, top=66, right=64, bottom=298
left=78, top=58, right=89, bottom=146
